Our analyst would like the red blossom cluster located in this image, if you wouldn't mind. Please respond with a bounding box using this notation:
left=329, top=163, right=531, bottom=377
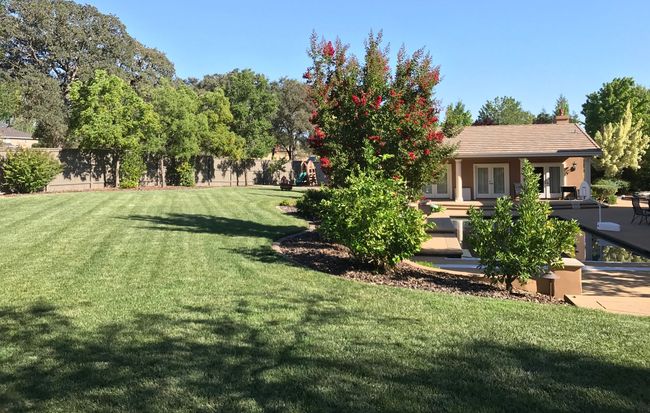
left=320, top=156, right=331, bottom=168
left=308, top=126, right=326, bottom=148
left=323, top=41, right=335, bottom=58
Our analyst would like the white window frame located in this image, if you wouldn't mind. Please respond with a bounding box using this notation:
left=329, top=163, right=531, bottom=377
left=473, top=163, right=510, bottom=199
left=530, top=162, right=566, bottom=199
left=424, top=163, right=453, bottom=199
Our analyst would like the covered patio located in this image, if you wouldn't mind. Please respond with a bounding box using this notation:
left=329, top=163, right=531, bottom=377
left=425, top=121, right=602, bottom=202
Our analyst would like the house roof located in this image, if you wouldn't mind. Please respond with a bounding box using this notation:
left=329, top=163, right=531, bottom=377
left=446, top=123, right=602, bottom=158
left=0, top=127, right=34, bottom=139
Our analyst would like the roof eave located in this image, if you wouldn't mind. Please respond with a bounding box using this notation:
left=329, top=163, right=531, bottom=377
left=456, top=150, right=602, bottom=159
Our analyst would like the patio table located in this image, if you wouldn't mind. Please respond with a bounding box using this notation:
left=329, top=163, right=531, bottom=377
left=560, top=186, right=578, bottom=200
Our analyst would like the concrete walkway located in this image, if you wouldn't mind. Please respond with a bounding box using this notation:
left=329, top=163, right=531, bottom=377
left=568, top=265, right=650, bottom=316
left=565, top=295, right=650, bottom=316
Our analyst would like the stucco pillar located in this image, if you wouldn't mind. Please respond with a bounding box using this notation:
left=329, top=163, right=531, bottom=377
left=454, top=159, right=463, bottom=202
left=584, top=157, right=592, bottom=184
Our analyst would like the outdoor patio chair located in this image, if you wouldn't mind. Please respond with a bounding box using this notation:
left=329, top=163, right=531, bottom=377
left=631, top=196, right=650, bottom=224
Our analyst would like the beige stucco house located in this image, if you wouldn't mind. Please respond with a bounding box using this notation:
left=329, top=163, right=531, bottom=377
left=424, top=116, right=602, bottom=201
left=0, top=127, right=37, bottom=148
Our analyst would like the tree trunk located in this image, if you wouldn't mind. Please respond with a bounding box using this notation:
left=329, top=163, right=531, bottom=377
left=159, top=157, right=166, bottom=187
left=114, top=154, right=120, bottom=188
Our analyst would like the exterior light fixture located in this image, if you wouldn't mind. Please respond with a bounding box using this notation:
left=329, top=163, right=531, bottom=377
left=542, top=271, right=560, bottom=297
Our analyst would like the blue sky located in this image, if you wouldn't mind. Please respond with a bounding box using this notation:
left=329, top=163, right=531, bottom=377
left=82, top=0, right=650, bottom=119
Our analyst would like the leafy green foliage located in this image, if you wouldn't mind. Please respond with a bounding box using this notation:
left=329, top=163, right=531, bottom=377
left=582, top=77, right=650, bottom=138
left=198, top=70, right=278, bottom=158
left=475, top=96, right=534, bottom=125
left=69, top=70, right=161, bottom=187
left=593, top=102, right=650, bottom=177
left=554, top=94, right=570, bottom=116
left=467, top=160, right=580, bottom=292
left=295, top=188, right=332, bottom=220
left=198, top=88, right=245, bottom=159
left=271, top=78, right=313, bottom=160
left=306, top=32, right=455, bottom=194
left=0, top=148, right=61, bottom=193
left=591, top=181, right=618, bottom=202
left=0, top=78, right=19, bottom=122
left=176, top=159, right=195, bottom=187
left=0, top=0, right=174, bottom=96
left=442, top=101, right=472, bottom=138
left=320, top=169, right=427, bottom=269
left=119, top=150, right=145, bottom=189
left=533, top=109, right=554, bottom=124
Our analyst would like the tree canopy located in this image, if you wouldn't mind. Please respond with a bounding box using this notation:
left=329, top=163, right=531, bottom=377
left=69, top=70, right=161, bottom=187
left=442, top=101, right=472, bottom=138
left=554, top=94, right=570, bottom=116
left=582, top=77, right=650, bottom=138
left=197, top=69, right=278, bottom=158
left=271, top=77, right=313, bottom=160
left=593, top=102, right=650, bottom=178
left=305, top=31, right=455, bottom=193
left=475, top=96, right=533, bottom=125
left=0, top=0, right=175, bottom=97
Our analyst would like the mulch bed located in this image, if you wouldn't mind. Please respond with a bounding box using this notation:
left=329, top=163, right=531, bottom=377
left=277, top=231, right=563, bottom=304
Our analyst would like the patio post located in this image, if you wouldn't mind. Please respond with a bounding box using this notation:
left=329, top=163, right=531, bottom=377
left=454, top=159, right=463, bottom=202
left=584, top=157, right=591, bottom=185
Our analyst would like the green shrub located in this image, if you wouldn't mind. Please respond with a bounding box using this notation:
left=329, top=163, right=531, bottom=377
left=176, top=159, right=195, bottom=187
left=591, top=182, right=618, bottom=202
left=468, top=160, right=581, bottom=292
left=593, top=178, right=629, bottom=196
left=606, top=194, right=618, bottom=204
left=296, top=188, right=332, bottom=220
left=319, top=170, right=428, bottom=269
left=0, top=148, right=61, bottom=193
left=119, top=150, right=145, bottom=189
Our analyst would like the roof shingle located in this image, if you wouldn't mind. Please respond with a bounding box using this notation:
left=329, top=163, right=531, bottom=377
left=446, top=124, right=601, bottom=158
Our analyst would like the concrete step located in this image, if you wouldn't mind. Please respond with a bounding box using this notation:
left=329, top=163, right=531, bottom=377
left=426, top=217, right=456, bottom=234
left=419, top=233, right=463, bottom=258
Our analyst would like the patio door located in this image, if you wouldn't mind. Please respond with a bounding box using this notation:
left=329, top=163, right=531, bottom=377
left=475, top=164, right=509, bottom=198
left=533, top=164, right=562, bottom=199
left=424, top=164, right=452, bottom=199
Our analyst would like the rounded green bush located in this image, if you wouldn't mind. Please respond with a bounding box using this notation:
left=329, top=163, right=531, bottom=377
left=319, top=171, right=427, bottom=269
left=1, top=148, right=61, bottom=193
left=177, top=160, right=195, bottom=187
left=119, top=150, right=145, bottom=189
left=296, top=188, right=332, bottom=220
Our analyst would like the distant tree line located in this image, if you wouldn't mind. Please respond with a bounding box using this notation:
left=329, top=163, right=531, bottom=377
left=0, top=0, right=313, bottom=188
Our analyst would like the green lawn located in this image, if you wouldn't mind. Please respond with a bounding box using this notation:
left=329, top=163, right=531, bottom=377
left=0, top=187, right=648, bottom=412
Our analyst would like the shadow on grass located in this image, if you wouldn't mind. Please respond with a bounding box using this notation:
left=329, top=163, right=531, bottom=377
left=125, top=213, right=305, bottom=239
left=0, top=299, right=647, bottom=412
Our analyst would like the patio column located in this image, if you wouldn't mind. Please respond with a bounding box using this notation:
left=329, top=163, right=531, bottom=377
left=454, top=159, right=463, bottom=202
left=584, top=157, right=592, bottom=184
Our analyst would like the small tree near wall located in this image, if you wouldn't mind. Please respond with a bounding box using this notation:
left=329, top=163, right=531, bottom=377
left=467, top=160, right=580, bottom=292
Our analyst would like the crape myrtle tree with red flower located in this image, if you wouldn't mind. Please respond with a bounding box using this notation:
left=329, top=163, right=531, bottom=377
left=304, top=31, right=456, bottom=196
